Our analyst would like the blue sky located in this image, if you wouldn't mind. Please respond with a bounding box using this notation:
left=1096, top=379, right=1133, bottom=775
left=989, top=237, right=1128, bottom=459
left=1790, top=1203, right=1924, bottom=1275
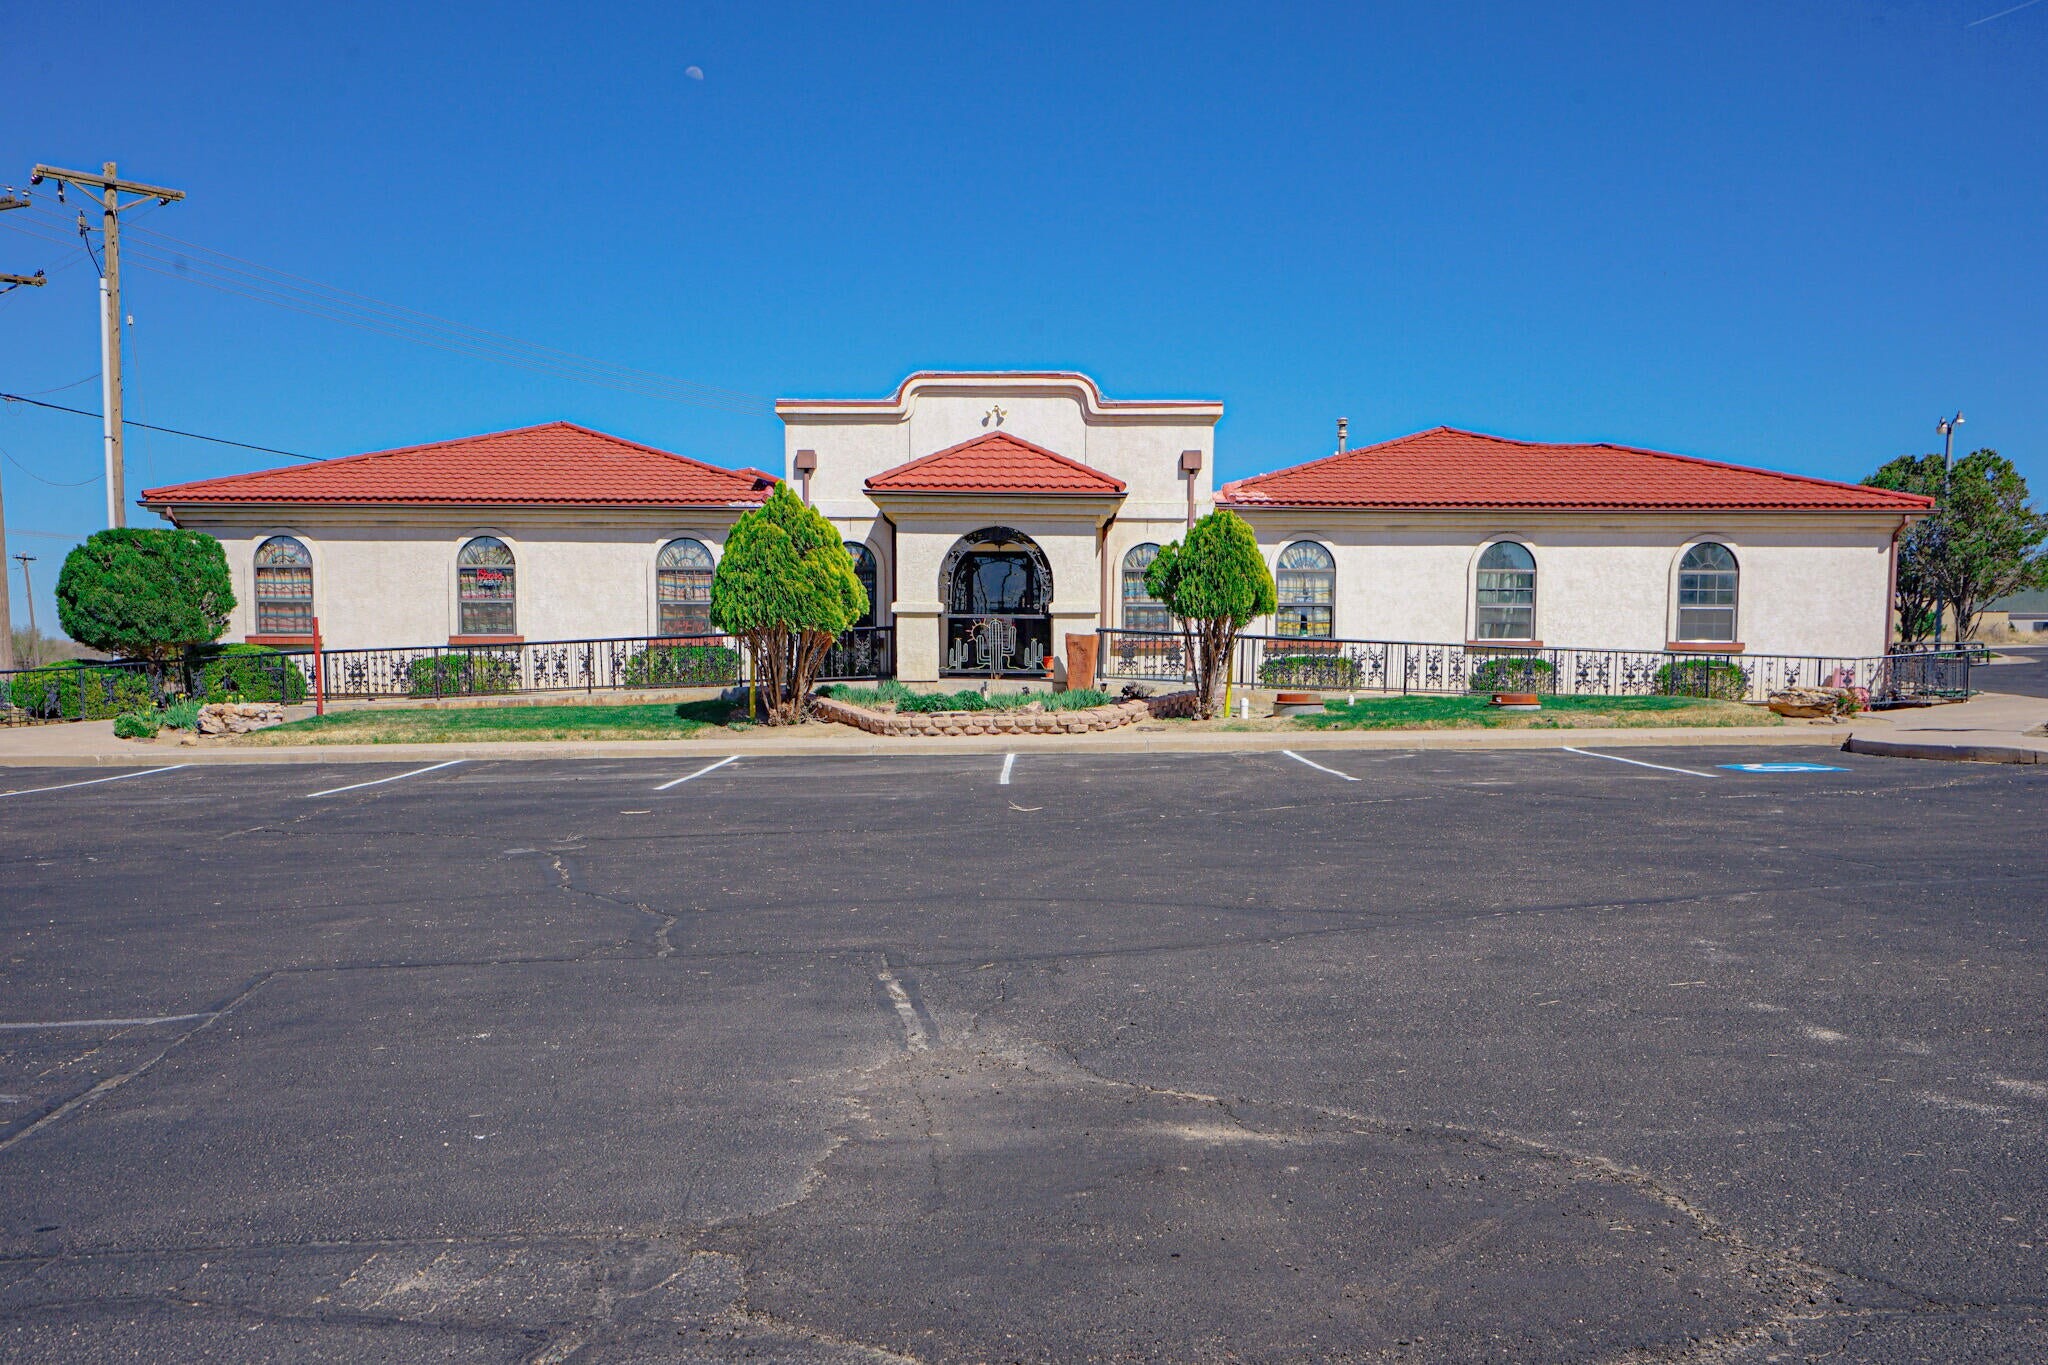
left=3, top=1, right=2043, bottom=632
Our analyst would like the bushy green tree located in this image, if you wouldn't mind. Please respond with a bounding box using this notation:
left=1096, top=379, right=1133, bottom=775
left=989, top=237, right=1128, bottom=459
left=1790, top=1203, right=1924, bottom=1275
left=55, top=529, right=234, bottom=667
left=1144, top=509, right=1277, bottom=719
left=710, top=483, right=867, bottom=724
left=1867, top=451, right=2048, bottom=642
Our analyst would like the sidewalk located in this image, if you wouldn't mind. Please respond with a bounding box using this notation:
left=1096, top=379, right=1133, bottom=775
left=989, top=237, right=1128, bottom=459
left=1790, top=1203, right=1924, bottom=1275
left=1843, top=689, right=2048, bottom=765
left=4, top=692, right=2040, bottom=769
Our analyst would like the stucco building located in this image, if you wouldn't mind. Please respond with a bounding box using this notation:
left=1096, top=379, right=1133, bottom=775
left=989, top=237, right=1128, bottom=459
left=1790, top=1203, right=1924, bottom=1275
left=141, top=370, right=1930, bottom=682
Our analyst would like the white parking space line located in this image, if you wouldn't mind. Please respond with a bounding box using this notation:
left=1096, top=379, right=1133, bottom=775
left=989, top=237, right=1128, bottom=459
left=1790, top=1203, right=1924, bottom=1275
left=999, top=752, right=1016, bottom=785
left=655, top=754, right=739, bottom=791
left=303, top=760, right=467, bottom=799
left=1282, top=750, right=1360, bottom=782
left=0, top=765, right=190, bottom=800
left=1561, top=747, right=1719, bottom=778
left=0, top=1012, right=215, bottom=1032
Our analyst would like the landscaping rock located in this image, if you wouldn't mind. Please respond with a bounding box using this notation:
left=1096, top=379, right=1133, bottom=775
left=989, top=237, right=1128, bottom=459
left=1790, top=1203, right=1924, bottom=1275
left=198, top=701, right=286, bottom=735
left=1768, top=687, right=1851, bottom=719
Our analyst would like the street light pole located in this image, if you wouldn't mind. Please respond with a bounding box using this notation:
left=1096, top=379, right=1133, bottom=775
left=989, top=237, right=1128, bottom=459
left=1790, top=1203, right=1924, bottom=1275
left=1934, top=412, right=1964, bottom=644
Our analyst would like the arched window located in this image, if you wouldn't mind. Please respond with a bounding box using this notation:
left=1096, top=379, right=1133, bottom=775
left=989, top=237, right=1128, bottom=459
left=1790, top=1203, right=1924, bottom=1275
left=253, top=535, right=313, bottom=636
left=1275, top=541, right=1334, bottom=638
left=457, top=536, right=516, bottom=637
left=1475, top=541, right=1536, bottom=640
left=1122, top=543, right=1172, bottom=632
left=845, top=542, right=879, bottom=628
left=1676, top=542, right=1739, bottom=642
left=656, top=538, right=715, bottom=637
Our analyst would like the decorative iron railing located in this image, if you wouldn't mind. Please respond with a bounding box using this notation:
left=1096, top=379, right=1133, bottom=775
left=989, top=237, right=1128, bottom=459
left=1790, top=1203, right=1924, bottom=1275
left=315, top=628, right=893, bottom=699
left=1094, top=629, right=1973, bottom=706
left=0, top=627, right=895, bottom=719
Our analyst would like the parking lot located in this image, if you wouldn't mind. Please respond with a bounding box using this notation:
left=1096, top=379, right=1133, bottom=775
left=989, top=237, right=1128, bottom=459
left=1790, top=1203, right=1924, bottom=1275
left=2, top=745, right=2045, bottom=1362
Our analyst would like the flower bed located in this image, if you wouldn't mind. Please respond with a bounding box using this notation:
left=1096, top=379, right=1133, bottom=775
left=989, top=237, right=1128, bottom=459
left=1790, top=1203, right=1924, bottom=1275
left=812, top=692, right=1160, bottom=737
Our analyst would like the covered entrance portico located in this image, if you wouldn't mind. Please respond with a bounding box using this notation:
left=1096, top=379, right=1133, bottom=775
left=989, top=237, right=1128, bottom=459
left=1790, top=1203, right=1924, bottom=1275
left=941, top=528, right=1055, bottom=676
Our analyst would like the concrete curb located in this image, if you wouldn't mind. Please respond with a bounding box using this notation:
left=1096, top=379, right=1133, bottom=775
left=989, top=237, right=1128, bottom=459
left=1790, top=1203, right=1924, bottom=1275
left=1843, top=735, right=2046, bottom=764
left=0, top=723, right=1845, bottom=768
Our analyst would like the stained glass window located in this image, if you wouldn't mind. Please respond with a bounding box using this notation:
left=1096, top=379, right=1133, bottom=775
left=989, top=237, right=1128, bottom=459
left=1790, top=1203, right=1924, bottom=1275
left=457, top=536, right=516, bottom=636
left=656, top=538, right=715, bottom=637
left=1275, top=541, right=1334, bottom=638
left=1122, top=543, right=1172, bottom=632
left=254, top=536, right=313, bottom=636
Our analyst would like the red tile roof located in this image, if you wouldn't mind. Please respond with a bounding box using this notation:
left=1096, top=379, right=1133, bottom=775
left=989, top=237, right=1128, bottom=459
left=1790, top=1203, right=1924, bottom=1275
left=1219, top=427, right=1934, bottom=513
left=140, top=422, right=773, bottom=508
left=865, top=431, right=1127, bottom=496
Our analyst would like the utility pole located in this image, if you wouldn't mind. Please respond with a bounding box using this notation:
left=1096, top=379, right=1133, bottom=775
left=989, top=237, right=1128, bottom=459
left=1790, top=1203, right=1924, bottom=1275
left=1934, top=411, right=1964, bottom=645
left=28, top=162, right=185, bottom=529
left=12, top=555, right=35, bottom=666
left=0, top=189, right=44, bottom=672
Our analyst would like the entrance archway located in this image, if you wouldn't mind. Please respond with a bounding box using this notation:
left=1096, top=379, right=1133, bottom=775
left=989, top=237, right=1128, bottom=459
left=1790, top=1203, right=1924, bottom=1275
left=940, top=528, right=1054, bottom=675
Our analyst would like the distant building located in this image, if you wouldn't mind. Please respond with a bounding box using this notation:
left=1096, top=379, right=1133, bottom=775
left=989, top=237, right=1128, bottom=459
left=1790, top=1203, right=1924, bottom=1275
left=1981, top=589, right=2048, bottom=636
left=141, top=370, right=1931, bottom=680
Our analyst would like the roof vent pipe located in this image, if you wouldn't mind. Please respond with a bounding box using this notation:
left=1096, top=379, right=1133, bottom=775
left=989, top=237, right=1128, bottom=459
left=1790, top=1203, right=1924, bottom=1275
left=1336, top=417, right=1348, bottom=454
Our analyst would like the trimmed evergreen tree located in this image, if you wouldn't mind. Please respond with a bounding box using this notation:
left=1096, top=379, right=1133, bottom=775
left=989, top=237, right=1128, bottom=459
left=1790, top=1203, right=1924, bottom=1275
left=56, top=529, right=234, bottom=667
left=710, top=483, right=868, bottom=724
left=1145, top=509, right=1277, bottom=719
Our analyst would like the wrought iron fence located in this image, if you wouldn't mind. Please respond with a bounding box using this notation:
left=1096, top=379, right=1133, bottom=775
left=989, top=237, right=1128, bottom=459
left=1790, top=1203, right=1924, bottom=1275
left=1095, top=628, right=1972, bottom=705
left=317, top=628, right=892, bottom=699
left=820, top=626, right=894, bottom=681
left=0, top=628, right=894, bottom=719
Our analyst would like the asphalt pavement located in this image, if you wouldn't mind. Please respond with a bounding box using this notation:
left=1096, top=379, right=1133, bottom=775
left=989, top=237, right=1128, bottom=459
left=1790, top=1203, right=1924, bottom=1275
left=1, top=747, right=2044, bottom=1362
left=1979, top=642, right=2048, bottom=699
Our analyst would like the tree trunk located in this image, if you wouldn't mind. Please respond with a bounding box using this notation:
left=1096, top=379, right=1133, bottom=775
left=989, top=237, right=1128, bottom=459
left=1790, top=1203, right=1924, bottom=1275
left=1191, top=619, right=1237, bottom=720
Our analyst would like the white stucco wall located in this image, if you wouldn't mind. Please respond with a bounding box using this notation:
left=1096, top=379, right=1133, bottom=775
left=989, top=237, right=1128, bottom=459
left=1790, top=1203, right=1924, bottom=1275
left=146, top=373, right=1908, bottom=675
left=1232, top=511, right=1902, bottom=659
left=169, top=511, right=744, bottom=652
left=776, top=373, right=1223, bottom=679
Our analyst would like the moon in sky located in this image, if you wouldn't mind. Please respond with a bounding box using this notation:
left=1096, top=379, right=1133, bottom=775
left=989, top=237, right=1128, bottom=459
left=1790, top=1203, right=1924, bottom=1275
left=685, top=65, right=704, bottom=80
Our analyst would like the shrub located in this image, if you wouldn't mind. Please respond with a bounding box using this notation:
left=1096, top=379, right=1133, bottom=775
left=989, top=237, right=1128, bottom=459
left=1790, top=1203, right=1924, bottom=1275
left=161, top=697, right=204, bottom=731
left=1469, top=656, right=1556, bottom=693
left=56, top=528, right=234, bottom=664
left=112, top=710, right=161, bottom=739
left=1144, top=511, right=1277, bottom=719
left=710, top=483, right=867, bottom=725
left=406, top=651, right=517, bottom=697
left=898, top=689, right=990, bottom=714
left=622, top=643, right=742, bottom=688
left=1654, top=658, right=1750, bottom=700
left=187, top=643, right=309, bottom=703
left=7, top=661, right=156, bottom=719
left=1259, top=653, right=1360, bottom=689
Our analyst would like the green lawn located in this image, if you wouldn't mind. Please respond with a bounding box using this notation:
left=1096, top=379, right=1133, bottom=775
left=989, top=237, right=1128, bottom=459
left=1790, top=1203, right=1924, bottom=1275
left=1296, top=693, right=1778, bottom=730
left=247, top=699, right=733, bottom=744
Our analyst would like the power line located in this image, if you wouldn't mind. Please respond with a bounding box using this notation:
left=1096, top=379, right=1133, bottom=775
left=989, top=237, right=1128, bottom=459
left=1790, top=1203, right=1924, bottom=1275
left=125, top=219, right=771, bottom=410
left=1, top=444, right=101, bottom=486
left=12, top=205, right=775, bottom=416
left=0, top=392, right=314, bottom=461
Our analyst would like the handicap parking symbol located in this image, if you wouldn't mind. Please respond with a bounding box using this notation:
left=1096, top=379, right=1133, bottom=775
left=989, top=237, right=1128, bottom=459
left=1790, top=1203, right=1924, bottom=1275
left=1717, top=762, right=1849, bottom=773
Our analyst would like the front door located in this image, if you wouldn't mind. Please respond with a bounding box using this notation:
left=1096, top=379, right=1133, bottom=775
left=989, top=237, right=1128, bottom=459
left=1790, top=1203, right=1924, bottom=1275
left=941, top=530, right=1053, bottom=676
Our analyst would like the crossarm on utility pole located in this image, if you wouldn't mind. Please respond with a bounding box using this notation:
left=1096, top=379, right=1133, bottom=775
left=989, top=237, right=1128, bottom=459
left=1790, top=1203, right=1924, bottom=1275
left=28, top=160, right=187, bottom=528
left=29, top=165, right=185, bottom=203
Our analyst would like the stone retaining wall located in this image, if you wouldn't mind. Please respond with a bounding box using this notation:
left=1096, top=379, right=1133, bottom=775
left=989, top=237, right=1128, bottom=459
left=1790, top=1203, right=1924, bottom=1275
left=811, top=695, right=1157, bottom=737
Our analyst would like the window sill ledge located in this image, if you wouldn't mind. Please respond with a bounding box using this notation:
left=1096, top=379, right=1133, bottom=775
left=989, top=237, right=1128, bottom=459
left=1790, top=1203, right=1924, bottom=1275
left=246, top=634, right=315, bottom=647
left=1465, top=639, right=1544, bottom=650
left=449, top=635, right=524, bottom=646
left=1665, top=641, right=1745, bottom=653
